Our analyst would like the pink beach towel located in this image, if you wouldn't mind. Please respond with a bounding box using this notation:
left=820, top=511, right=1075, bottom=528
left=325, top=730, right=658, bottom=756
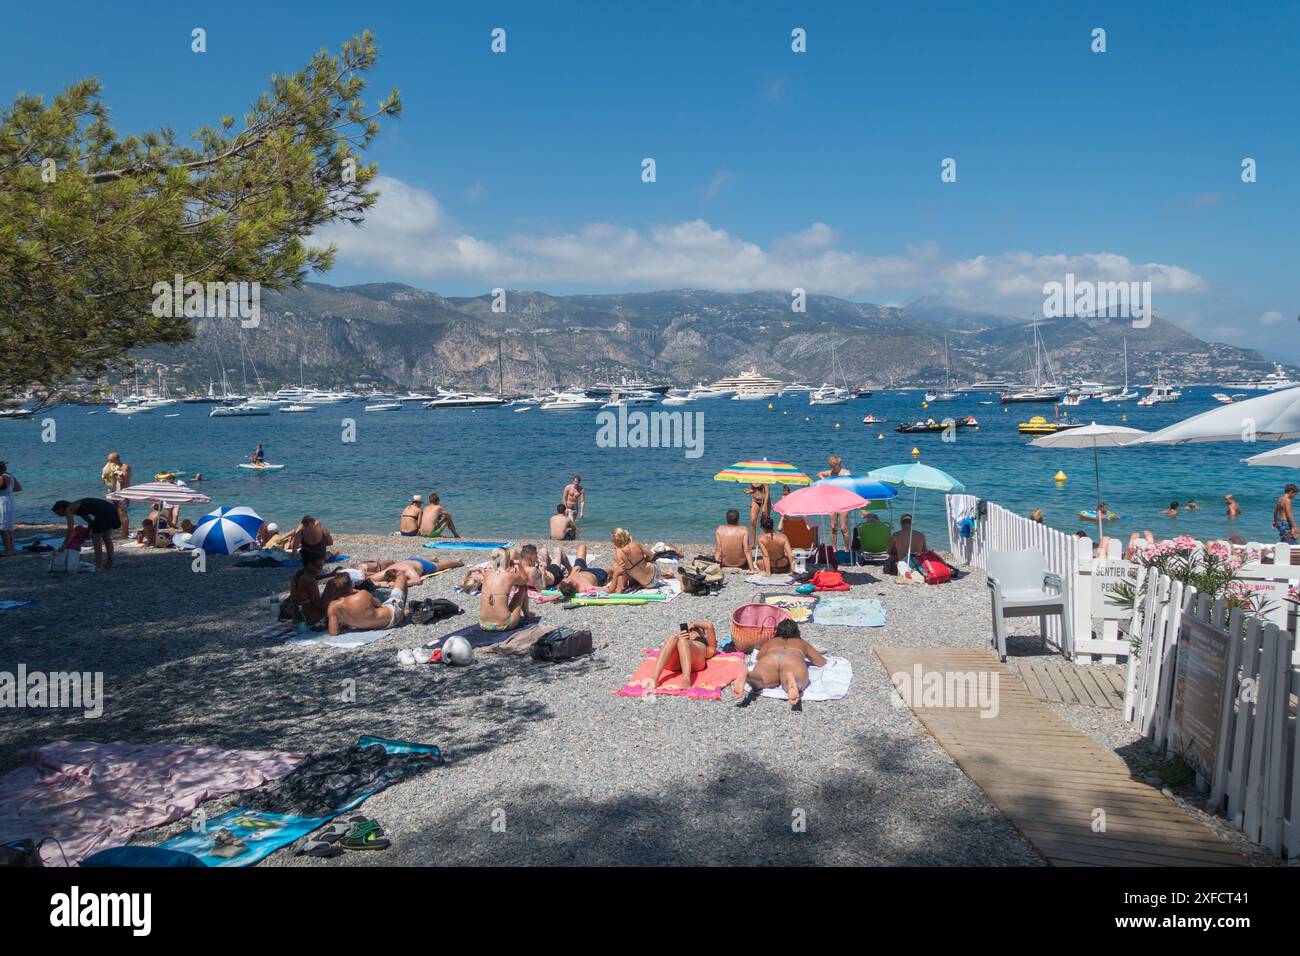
left=0, top=740, right=305, bottom=865
left=614, top=649, right=748, bottom=701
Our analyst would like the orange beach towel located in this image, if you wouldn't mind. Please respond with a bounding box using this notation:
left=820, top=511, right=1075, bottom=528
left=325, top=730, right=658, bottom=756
left=614, top=649, right=747, bottom=701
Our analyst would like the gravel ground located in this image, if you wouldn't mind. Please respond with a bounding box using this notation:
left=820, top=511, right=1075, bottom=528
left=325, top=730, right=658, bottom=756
left=0, top=525, right=1258, bottom=866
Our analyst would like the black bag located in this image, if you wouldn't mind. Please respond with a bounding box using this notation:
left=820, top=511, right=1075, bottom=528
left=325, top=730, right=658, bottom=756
left=530, top=626, right=593, bottom=662
left=411, top=598, right=462, bottom=626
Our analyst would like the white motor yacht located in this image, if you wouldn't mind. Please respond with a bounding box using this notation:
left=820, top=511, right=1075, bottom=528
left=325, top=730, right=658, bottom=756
left=423, top=389, right=507, bottom=410
left=539, top=391, right=604, bottom=412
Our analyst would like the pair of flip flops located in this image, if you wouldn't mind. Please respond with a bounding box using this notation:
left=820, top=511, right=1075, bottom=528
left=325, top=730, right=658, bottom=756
left=294, top=815, right=391, bottom=858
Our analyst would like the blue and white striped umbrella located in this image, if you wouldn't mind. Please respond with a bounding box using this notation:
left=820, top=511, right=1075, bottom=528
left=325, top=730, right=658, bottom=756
left=191, top=505, right=264, bottom=555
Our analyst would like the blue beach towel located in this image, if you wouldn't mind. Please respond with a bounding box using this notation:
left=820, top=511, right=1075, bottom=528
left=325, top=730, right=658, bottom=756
left=0, top=600, right=37, bottom=611
left=423, top=540, right=514, bottom=551
left=812, top=597, right=887, bottom=628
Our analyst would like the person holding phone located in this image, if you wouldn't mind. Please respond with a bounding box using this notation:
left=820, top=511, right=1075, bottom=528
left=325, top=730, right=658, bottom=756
left=638, top=620, right=718, bottom=693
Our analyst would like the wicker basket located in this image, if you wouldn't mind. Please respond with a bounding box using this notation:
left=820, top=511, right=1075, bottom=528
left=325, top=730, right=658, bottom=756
left=730, top=603, right=792, bottom=653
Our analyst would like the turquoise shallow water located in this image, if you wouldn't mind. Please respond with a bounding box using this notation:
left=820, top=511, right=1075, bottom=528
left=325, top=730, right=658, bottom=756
left=1, top=387, right=1294, bottom=544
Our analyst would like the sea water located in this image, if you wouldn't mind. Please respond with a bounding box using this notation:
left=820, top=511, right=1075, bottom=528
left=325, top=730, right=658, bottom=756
left=2, top=387, right=1292, bottom=544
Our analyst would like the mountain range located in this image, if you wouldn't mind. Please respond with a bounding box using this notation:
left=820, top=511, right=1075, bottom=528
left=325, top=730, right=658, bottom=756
left=138, top=283, right=1293, bottom=393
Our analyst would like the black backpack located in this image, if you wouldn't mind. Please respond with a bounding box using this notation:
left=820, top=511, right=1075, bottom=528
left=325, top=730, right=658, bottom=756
left=410, top=598, right=463, bottom=626
left=530, top=626, right=593, bottom=662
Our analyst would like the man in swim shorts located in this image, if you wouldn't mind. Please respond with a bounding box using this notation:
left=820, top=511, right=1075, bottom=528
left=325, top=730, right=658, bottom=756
left=52, top=497, right=121, bottom=571
left=479, top=548, right=530, bottom=630
left=1274, top=484, right=1298, bottom=543
left=327, top=575, right=409, bottom=635
left=556, top=543, right=608, bottom=597
left=549, top=503, right=576, bottom=540
left=418, top=493, right=461, bottom=538
left=735, top=619, right=827, bottom=710
left=353, top=556, right=464, bottom=587
left=714, top=508, right=752, bottom=569
left=562, top=475, right=585, bottom=521
left=400, top=495, right=423, bottom=535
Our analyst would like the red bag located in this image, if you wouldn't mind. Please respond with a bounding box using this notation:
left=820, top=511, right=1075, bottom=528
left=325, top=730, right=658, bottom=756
left=912, top=550, right=951, bottom=585
left=811, top=569, right=850, bottom=591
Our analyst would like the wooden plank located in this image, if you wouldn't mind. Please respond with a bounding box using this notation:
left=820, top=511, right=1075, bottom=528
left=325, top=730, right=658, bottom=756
left=1017, top=663, right=1049, bottom=701
left=876, top=646, right=1247, bottom=867
left=1059, top=665, right=1106, bottom=707
left=1077, top=667, right=1119, bottom=708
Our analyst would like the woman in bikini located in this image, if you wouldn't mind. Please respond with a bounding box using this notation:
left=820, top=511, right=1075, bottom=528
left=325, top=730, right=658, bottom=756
left=639, top=621, right=718, bottom=692
left=608, top=528, right=660, bottom=593
left=756, top=514, right=794, bottom=576
left=745, top=483, right=771, bottom=545
left=735, top=619, right=827, bottom=709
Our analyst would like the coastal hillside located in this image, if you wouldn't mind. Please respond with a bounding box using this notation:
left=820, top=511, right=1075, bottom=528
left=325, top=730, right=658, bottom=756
left=138, top=283, right=1288, bottom=392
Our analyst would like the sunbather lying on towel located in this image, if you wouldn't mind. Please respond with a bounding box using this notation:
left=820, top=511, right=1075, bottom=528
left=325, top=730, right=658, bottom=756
left=515, top=543, right=569, bottom=590
left=556, top=543, right=609, bottom=598
left=638, top=621, right=718, bottom=692
left=479, top=548, right=531, bottom=631
left=327, top=575, right=409, bottom=635
left=353, top=556, right=464, bottom=587
left=735, top=620, right=826, bottom=709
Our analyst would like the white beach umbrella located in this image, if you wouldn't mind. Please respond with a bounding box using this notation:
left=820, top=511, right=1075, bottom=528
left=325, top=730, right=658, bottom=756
left=107, top=482, right=211, bottom=506
left=1134, top=386, right=1300, bottom=445
left=1242, top=441, right=1300, bottom=469
left=1030, top=422, right=1147, bottom=539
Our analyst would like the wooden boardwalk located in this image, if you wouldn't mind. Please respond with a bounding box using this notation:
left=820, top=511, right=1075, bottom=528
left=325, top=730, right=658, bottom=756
left=876, top=647, right=1247, bottom=866
left=1015, top=660, right=1126, bottom=708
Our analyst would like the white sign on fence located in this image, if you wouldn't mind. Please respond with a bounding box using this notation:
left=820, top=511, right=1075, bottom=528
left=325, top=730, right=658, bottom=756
left=1091, top=559, right=1136, bottom=621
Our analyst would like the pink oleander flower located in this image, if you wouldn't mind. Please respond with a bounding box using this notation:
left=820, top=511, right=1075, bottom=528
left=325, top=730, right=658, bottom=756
left=1172, top=535, right=1200, bottom=551
left=1204, top=542, right=1231, bottom=560
left=1287, top=585, right=1300, bottom=605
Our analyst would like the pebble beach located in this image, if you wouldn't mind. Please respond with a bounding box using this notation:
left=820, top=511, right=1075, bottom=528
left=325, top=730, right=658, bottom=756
left=4, top=521, right=1273, bottom=866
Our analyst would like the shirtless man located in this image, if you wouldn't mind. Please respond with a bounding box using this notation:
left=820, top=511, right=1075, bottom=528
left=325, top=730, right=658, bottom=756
left=1224, top=494, right=1242, bottom=519
left=608, top=527, right=660, bottom=593
left=288, top=516, right=333, bottom=561
left=756, top=514, right=794, bottom=576
left=562, top=475, right=585, bottom=521
left=1273, top=484, right=1299, bottom=542
left=639, top=621, right=718, bottom=692
left=418, top=493, right=460, bottom=538
left=479, top=548, right=531, bottom=631
left=714, top=509, right=752, bottom=570
left=327, top=575, right=409, bottom=635
left=744, top=483, right=770, bottom=544
left=1162, top=501, right=1180, bottom=519
left=556, top=543, right=609, bottom=598
left=290, top=555, right=351, bottom=627
left=885, top=515, right=927, bottom=574
left=816, top=455, right=851, bottom=549
left=400, top=495, right=423, bottom=535
left=549, top=503, right=576, bottom=540
left=353, top=556, right=463, bottom=587
left=735, top=619, right=826, bottom=710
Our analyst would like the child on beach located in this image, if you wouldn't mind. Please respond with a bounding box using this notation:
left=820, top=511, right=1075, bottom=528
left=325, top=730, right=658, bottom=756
left=638, top=621, right=718, bottom=693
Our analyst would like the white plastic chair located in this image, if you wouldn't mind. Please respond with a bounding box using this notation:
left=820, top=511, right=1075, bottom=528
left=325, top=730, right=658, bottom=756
left=986, top=548, right=1072, bottom=661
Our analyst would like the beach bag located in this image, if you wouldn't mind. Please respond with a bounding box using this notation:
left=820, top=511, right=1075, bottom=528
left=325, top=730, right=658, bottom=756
left=679, top=557, right=723, bottom=595
left=810, top=569, right=850, bottom=592
left=813, top=544, right=839, bottom=569
left=411, top=598, right=462, bottom=626
left=531, top=626, right=593, bottom=662
left=911, top=550, right=952, bottom=585
left=48, top=548, right=79, bottom=574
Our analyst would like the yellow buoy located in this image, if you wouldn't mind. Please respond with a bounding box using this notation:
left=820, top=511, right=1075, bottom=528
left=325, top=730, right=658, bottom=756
left=1054, top=470, right=1067, bottom=482
left=783, top=410, right=788, bottom=415
left=921, top=402, right=929, bottom=409
left=767, top=403, right=774, bottom=410
left=1122, top=414, right=1127, bottom=422
left=877, top=433, right=885, bottom=440
left=911, top=447, right=920, bottom=457
left=1002, top=407, right=1008, bottom=413
left=834, top=422, right=841, bottom=429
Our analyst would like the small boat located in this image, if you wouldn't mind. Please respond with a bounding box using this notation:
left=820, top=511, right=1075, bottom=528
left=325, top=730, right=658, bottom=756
left=210, top=402, right=271, bottom=418
left=1018, top=415, right=1084, bottom=435
left=538, top=391, right=604, bottom=412
left=1211, top=393, right=1247, bottom=405
left=164, top=413, right=180, bottom=418
left=861, top=415, right=890, bottom=424
left=924, top=391, right=958, bottom=403
left=0, top=407, right=35, bottom=421
left=1137, top=382, right=1182, bottom=407
left=513, top=406, right=532, bottom=413
left=363, top=401, right=403, bottom=412
left=896, top=416, right=978, bottom=434
left=279, top=403, right=316, bottom=413
left=239, top=462, right=285, bottom=471
left=1079, top=509, right=1122, bottom=523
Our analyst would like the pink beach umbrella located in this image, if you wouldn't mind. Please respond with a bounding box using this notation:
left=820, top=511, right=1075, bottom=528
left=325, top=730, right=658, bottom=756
left=774, top=484, right=870, bottom=517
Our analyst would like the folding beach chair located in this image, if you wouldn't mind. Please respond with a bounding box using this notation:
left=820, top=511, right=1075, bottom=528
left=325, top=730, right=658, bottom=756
left=855, top=521, right=891, bottom=565
left=780, top=517, right=819, bottom=574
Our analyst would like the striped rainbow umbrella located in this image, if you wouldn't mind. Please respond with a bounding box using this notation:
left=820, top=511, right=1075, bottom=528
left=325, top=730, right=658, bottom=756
left=713, top=459, right=812, bottom=486
left=190, top=505, right=264, bottom=555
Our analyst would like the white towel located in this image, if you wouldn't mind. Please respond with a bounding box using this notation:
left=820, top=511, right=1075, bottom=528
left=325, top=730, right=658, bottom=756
left=745, top=653, right=853, bottom=701
left=287, top=627, right=396, bottom=649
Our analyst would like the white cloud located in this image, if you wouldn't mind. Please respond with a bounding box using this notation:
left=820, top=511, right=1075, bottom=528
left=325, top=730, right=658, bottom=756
left=1260, top=310, right=1284, bottom=325
left=703, top=170, right=733, bottom=199
left=315, top=176, right=1211, bottom=308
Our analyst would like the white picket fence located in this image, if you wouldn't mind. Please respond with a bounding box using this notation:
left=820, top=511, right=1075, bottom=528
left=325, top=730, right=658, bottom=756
left=945, top=494, right=1300, bottom=666
left=1126, top=567, right=1299, bottom=857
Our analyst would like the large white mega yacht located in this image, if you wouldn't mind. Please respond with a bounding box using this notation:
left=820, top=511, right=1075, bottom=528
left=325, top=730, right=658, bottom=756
left=711, top=368, right=785, bottom=400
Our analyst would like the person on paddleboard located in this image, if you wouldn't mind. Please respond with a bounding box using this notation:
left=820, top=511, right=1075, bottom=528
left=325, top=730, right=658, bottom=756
left=250, top=443, right=266, bottom=466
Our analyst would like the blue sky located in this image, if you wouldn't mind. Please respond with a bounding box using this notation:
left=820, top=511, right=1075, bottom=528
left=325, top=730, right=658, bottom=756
left=6, top=0, right=1298, bottom=359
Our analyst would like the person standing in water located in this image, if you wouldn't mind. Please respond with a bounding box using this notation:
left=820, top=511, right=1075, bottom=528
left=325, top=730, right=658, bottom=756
left=816, top=455, right=852, bottom=550
left=1224, top=494, right=1241, bottom=519
left=562, top=475, right=585, bottom=522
